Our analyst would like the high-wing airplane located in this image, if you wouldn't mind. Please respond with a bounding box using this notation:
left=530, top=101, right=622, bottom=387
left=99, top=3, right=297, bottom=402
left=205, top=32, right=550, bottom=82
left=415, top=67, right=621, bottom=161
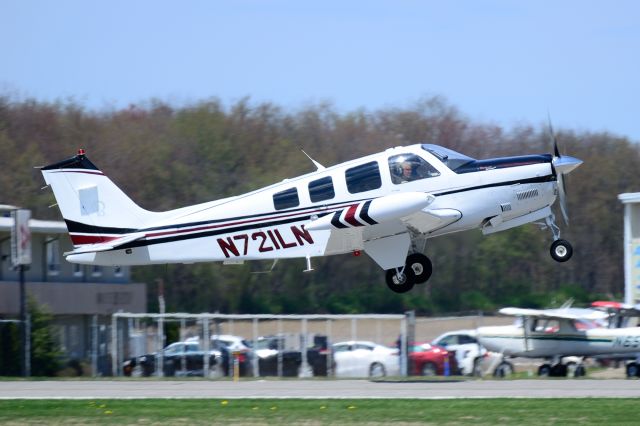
left=40, top=141, right=581, bottom=293
left=477, top=305, right=640, bottom=377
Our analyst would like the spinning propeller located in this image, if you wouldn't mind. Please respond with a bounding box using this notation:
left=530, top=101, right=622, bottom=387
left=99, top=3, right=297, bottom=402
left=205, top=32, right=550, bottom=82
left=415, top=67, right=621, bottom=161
left=548, top=118, right=582, bottom=225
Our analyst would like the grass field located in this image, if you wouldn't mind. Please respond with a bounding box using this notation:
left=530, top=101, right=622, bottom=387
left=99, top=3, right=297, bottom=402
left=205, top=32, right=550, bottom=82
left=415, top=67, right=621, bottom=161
left=0, top=398, right=638, bottom=425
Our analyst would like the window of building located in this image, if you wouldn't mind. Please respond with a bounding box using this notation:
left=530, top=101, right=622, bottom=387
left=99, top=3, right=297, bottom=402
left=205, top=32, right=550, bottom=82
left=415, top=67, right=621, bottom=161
left=388, top=153, right=440, bottom=184
left=308, top=176, right=335, bottom=202
left=114, top=265, right=123, bottom=277
left=46, top=237, right=60, bottom=275
left=345, top=161, right=382, bottom=194
left=273, top=187, right=300, bottom=210
left=73, top=263, right=84, bottom=278
left=91, top=265, right=102, bottom=277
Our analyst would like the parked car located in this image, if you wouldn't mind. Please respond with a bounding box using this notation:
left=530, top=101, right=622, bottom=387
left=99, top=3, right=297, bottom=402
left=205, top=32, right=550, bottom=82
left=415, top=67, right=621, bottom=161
left=409, top=342, right=458, bottom=376
left=123, top=340, right=218, bottom=377
left=207, top=334, right=254, bottom=377
left=432, top=329, right=507, bottom=376
left=253, top=335, right=303, bottom=376
left=332, top=341, right=400, bottom=378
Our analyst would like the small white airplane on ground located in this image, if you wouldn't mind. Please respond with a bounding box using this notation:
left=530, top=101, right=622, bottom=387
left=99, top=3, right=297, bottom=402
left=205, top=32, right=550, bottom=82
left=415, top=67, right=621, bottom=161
left=40, top=140, right=581, bottom=293
left=476, top=304, right=640, bottom=377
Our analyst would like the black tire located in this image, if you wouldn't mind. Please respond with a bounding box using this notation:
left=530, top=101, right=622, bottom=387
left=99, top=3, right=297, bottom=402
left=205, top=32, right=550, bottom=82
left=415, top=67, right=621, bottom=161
left=550, top=363, right=568, bottom=377
left=575, top=365, right=586, bottom=377
left=406, top=253, right=433, bottom=284
left=421, top=362, right=437, bottom=376
left=385, top=268, right=416, bottom=293
left=493, top=361, right=514, bottom=378
left=538, top=364, right=551, bottom=377
left=626, top=363, right=639, bottom=378
left=369, top=362, right=386, bottom=378
left=550, top=239, right=573, bottom=262
left=472, top=357, right=483, bottom=377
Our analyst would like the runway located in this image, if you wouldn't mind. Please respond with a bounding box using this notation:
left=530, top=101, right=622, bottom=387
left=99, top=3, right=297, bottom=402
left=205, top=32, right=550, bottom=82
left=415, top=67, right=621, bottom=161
left=1, top=379, right=638, bottom=399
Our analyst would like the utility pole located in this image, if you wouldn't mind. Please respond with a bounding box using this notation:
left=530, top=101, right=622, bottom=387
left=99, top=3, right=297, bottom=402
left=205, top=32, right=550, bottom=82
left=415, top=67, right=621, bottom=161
left=11, top=209, right=32, bottom=377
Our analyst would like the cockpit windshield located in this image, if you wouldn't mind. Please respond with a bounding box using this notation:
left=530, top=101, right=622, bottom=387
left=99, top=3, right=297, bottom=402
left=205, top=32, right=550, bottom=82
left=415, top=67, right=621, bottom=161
left=421, top=144, right=476, bottom=171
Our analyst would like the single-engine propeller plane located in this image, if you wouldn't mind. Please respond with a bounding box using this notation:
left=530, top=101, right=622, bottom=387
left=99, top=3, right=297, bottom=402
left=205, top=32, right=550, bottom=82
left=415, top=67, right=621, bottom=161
left=477, top=304, right=640, bottom=377
left=40, top=139, right=581, bottom=293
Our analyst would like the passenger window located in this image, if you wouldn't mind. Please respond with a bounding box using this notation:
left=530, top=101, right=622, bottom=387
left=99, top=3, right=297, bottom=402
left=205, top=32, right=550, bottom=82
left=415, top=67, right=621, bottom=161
left=309, top=176, right=335, bottom=202
left=388, top=154, right=440, bottom=184
left=346, top=161, right=382, bottom=193
left=273, top=187, right=300, bottom=210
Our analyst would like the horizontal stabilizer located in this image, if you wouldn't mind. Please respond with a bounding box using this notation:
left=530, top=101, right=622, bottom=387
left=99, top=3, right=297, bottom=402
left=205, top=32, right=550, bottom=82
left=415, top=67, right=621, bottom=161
left=64, top=233, right=145, bottom=256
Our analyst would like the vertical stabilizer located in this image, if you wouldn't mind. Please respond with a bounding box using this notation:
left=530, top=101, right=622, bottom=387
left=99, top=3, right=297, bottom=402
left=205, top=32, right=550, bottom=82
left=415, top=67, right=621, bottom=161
left=41, top=150, right=157, bottom=246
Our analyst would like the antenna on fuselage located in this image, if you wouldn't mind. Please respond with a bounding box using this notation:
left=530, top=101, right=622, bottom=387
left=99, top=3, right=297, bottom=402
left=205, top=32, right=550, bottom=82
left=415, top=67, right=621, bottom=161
left=300, top=148, right=325, bottom=171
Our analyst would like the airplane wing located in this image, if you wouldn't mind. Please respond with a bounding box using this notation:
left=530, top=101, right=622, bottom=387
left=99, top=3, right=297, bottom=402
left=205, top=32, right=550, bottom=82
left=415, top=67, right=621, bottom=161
left=306, top=192, right=458, bottom=270
left=591, top=301, right=640, bottom=316
left=64, top=233, right=145, bottom=256
left=499, top=307, right=609, bottom=321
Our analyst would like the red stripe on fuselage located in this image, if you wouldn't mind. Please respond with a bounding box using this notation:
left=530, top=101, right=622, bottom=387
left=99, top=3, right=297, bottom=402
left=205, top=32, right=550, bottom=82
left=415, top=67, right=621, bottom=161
left=70, top=234, right=120, bottom=245
left=343, top=204, right=364, bottom=227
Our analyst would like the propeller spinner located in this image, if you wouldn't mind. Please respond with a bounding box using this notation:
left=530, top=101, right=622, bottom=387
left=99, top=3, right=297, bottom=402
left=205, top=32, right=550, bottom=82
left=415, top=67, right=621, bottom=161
left=548, top=119, right=582, bottom=225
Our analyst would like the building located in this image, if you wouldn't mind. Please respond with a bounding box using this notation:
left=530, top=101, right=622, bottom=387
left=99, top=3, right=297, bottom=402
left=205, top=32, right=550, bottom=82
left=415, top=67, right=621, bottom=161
left=619, top=193, right=640, bottom=305
left=0, top=211, right=146, bottom=374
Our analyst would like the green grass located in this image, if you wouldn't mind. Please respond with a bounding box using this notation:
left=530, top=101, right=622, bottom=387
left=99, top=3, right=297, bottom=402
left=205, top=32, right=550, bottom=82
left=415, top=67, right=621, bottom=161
left=0, top=399, right=638, bottom=425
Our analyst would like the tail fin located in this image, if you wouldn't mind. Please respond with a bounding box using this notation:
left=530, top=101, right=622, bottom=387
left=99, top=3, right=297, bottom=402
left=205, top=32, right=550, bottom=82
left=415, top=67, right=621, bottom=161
left=41, top=149, right=157, bottom=247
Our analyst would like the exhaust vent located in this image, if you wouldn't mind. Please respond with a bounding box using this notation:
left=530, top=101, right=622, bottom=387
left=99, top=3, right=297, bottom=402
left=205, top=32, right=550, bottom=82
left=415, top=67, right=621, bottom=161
left=516, top=189, right=539, bottom=201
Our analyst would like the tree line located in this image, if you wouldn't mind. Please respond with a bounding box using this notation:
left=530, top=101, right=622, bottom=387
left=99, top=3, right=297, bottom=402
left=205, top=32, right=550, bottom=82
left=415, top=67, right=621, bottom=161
left=2, top=94, right=639, bottom=315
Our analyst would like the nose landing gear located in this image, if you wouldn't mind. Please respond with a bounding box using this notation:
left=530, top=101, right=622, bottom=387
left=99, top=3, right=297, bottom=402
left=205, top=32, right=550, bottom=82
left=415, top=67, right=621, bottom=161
left=543, top=214, right=573, bottom=262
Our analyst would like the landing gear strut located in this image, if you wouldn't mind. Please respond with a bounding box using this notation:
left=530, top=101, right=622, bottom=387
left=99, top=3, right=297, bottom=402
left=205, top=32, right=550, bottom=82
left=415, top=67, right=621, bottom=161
left=543, top=214, right=573, bottom=262
left=385, top=253, right=433, bottom=293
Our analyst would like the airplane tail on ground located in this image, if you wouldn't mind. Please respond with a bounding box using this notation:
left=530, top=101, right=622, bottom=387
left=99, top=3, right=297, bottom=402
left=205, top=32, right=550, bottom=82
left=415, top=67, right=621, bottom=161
left=41, top=149, right=158, bottom=247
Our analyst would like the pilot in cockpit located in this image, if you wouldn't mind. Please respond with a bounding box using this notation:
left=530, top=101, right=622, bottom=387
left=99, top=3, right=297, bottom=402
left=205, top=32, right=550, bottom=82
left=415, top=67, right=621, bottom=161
left=400, top=161, right=415, bottom=182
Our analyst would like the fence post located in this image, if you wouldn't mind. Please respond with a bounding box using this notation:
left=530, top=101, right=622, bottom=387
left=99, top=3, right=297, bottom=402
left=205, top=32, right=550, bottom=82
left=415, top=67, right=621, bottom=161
left=91, top=315, right=98, bottom=377
left=252, top=318, right=259, bottom=377
left=202, top=317, right=210, bottom=377
left=301, top=318, right=309, bottom=377
left=111, top=314, right=117, bottom=376
left=157, top=315, right=164, bottom=377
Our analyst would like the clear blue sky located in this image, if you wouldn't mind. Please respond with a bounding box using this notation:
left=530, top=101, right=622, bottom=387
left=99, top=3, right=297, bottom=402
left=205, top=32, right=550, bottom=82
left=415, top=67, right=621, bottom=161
left=2, top=0, right=639, bottom=140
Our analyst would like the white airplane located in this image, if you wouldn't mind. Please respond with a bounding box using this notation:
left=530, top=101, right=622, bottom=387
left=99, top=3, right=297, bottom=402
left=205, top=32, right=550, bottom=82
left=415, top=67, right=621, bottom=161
left=476, top=305, right=640, bottom=377
left=40, top=141, right=581, bottom=293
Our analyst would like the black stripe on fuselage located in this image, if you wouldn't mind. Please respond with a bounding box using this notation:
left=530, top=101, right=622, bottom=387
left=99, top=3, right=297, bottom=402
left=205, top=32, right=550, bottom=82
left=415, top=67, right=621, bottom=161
left=433, top=175, right=554, bottom=197
left=359, top=200, right=378, bottom=225
left=68, top=174, right=555, bottom=249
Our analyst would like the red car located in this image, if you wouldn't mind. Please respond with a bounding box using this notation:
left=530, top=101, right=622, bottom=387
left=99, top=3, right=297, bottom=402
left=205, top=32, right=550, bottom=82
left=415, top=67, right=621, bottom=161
left=409, top=342, right=458, bottom=376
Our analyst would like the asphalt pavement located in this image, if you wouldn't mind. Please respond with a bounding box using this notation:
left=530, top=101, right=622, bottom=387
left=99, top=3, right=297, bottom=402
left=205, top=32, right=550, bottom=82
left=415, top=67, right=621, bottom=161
left=1, top=379, right=638, bottom=399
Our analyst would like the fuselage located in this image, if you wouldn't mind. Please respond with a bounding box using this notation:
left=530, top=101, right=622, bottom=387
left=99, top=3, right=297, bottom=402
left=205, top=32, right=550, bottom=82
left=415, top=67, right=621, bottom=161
left=478, top=321, right=640, bottom=357
left=60, top=143, right=559, bottom=266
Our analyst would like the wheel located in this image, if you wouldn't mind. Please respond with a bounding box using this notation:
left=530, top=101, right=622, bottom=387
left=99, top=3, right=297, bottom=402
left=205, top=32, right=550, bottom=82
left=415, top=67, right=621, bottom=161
left=575, top=365, right=586, bottom=377
left=538, top=364, right=551, bottom=377
left=406, top=253, right=433, bottom=284
left=385, top=268, right=416, bottom=293
left=550, top=363, right=568, bottom=377
left=550, top=239, right=573, bottom=262
left=626, top=363, right=639, bottom=378
left=421, top=362, right=437, bottom=376
left=493, top=361, right=514, bottom=378
left=369, top=362, right=386, bottom=378
left=472, top=357, right=483, bottom=377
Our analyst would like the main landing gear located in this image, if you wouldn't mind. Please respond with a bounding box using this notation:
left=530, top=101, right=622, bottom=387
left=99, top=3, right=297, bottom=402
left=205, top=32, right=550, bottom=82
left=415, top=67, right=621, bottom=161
left=385, top=253, right=433, bottom=293
left=543, top=214, right=573, bottom=263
